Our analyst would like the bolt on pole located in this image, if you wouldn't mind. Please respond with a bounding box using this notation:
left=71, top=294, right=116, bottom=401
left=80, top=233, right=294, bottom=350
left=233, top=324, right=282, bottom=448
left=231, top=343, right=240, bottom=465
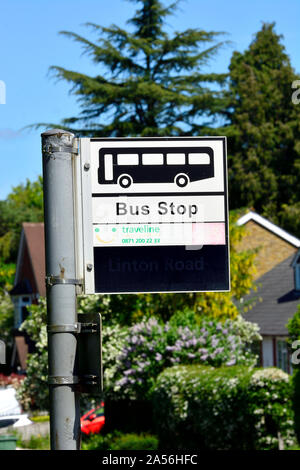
left=41, top=129, right=81, bottom=450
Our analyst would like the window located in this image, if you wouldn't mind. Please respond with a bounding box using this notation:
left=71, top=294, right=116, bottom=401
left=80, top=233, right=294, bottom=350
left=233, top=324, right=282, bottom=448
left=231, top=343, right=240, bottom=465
left=12, top=295, right=32, bottom=328
left=117, top=154, right=139, bottom=166
left=166, top=153, right=185, bottom=165
left=142, top=154, right=163, bottom=165
left=276, top=339, right=289, bottom=373
left=188, top=153, right=210, bottom=165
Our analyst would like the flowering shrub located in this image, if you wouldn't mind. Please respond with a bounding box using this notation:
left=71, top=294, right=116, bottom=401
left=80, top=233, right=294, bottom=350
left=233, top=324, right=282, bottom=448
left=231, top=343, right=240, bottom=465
left=248, top=368, right=296, bottom=449
left=102, top=322, right=128, bottom=390
left=153, top=365, right=296, bottom=450
left=16, top=351, right=49, bottom=411
left=104, top=314, right=261, bottom=400
left=16, top=298, right=48, bottom=411
left=0, top=373, right=25, bottom=389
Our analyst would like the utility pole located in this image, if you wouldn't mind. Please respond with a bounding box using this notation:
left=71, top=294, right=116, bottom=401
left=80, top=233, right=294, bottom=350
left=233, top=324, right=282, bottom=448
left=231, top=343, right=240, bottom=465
left=41, top=129, right=81, bottom=450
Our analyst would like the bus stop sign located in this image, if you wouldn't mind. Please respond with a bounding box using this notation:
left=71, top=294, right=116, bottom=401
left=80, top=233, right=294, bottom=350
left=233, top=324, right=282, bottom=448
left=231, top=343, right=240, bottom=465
left=78, top=137, right=229, bottom=294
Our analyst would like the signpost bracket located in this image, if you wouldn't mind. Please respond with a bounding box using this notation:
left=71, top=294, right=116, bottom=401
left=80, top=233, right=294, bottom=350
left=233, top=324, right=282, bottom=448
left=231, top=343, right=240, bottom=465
left=47, top=324, right=81, bottom=334
left=77, top=312, right=103, bottom=394
left=46, top=276, right=83, bottom=287
left=48, top=375, right=79, bottom=385
left=47, top=321, right=99, bottom=335
left=43, top=144, right=79, bottom=155
left=46, top=314, right=102, bottom=394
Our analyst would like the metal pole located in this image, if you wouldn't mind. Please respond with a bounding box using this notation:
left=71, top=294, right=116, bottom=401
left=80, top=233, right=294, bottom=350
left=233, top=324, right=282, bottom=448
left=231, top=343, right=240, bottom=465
left=41, top=129, right=81, bottom=450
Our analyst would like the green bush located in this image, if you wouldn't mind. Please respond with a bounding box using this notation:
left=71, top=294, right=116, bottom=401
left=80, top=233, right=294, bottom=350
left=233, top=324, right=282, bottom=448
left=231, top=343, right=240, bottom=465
left=286, top=305, right=300, bottom=443
left=81, top=431, right=158, bottom=450
left=17, top=433, right=50, bottom=450
left=110, top=433, right=158, bottom=450
left=30, top=414, right=50, bottom=423
left=292, top=370, right=300, bottom=444
left=81, top=432, right=119, bottom=450
left=287, top=305, right=300, bottom=341
left=153, top=365, right=296, bottom=450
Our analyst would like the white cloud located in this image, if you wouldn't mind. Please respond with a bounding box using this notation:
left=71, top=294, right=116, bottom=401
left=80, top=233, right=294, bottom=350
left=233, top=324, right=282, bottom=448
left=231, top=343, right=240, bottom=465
left=0, top=128, right=22, bottom=139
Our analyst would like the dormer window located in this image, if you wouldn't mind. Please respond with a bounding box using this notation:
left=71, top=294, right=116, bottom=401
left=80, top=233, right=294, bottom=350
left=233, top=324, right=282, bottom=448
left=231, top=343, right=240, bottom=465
left=294, top=254, right=300, bottom=291
left=11, top=295, right=32, bottom=328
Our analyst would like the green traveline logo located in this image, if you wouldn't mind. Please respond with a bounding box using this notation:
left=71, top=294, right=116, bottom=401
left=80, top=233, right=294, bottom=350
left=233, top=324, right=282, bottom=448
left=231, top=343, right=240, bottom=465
left=121, top=225, right=160, bottom=234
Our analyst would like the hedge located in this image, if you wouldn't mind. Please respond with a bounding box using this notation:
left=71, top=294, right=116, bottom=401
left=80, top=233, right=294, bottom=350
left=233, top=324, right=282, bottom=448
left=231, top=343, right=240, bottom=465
left=292, top=369, right=300, bottom=443
left=152, top=365, right=296, bottom=450
left=81, top=431, right=158, bottom=451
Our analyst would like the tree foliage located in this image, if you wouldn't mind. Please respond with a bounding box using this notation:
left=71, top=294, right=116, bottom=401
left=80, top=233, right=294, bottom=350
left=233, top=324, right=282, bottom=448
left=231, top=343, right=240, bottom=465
left=40, top=0, right=228, bottom=136
left=16, top=298, right=48, bottom=410
left=0, top=176, right=44, bottom=265
left=222, top=23, right=300, bottom=236
left=287, top=305, right=300, bottom=345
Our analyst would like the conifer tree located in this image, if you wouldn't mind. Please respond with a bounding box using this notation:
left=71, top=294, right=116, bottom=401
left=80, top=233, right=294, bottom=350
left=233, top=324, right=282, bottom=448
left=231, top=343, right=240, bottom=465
left=45, top=0, right=228, bottom=136
left=223, top=23, right=300, bottom=234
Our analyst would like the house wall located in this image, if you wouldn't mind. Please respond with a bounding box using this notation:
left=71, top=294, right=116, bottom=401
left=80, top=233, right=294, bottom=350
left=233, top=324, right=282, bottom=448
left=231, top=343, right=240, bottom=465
left=237, top=220, right=297, bottom=279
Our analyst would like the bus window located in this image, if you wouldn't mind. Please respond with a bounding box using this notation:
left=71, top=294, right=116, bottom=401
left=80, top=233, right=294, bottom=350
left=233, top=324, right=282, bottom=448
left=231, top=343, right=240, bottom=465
left=188, top=153, right=210, bottom=165
left=117, top=154, right=139, bottom=165
left=142, top=154, right=163, bottom=165
left=104, top=154, right=113, bottom=180
left=166, top=153, right=185, bottom=165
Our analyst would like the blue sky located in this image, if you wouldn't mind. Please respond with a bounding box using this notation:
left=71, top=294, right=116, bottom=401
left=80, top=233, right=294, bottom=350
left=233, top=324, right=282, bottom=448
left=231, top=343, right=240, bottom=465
left=0, top=0, right=299, bottom=200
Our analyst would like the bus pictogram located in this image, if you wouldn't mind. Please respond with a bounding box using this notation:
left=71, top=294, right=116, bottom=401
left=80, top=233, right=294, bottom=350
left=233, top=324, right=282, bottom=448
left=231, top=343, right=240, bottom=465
left=98, top=147, right=214, bottom=188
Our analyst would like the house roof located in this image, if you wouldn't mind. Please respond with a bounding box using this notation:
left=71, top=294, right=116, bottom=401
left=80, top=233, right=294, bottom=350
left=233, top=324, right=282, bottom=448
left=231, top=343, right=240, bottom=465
left=13, top=223, right=46, bottom=297
left=244, top=253, right=300, bottom=336
left=237, top=211, right=300, bottom=248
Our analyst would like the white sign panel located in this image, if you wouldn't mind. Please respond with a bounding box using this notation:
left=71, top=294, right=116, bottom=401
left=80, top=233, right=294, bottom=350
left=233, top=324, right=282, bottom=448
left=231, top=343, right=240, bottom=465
left=80, top=137, right=229, bottom=294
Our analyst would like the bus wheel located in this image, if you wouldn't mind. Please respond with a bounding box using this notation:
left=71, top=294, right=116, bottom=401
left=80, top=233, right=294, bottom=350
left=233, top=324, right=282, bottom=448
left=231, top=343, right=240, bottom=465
left=118, top=174, right=133, bottom=188
left=175, top=174, right=189, bottom=187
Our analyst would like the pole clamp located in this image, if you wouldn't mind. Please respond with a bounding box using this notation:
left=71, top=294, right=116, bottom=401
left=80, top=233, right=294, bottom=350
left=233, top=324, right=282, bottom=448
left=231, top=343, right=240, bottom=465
left=46, top=275, right=83, bottom=287
left=47, top=322, right=99, bottom=334
left=43, top=144, right=78, bottom=155
left=47, top=324, right=81, bottom=334
left=48, top=375, right=79, bottom=385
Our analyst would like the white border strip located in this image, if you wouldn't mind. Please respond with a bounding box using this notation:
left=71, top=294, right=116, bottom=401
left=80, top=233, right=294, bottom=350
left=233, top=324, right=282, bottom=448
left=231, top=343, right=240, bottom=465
left=80, top=138, right=95, bottom=294
left=237, top=211, right=300, bottom=248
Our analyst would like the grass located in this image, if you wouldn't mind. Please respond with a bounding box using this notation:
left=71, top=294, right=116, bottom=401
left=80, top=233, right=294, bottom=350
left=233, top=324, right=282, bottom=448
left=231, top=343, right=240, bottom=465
left=15, top=431, right=158, bottom=450
left=30, top=415, right=50, bottom=423
left=16, top=433, right=50, bottom=450
left=81, top=431, right=159, bottom=450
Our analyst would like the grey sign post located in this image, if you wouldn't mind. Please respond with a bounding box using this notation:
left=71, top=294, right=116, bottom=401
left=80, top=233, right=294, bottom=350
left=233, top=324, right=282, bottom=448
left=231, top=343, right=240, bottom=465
left=41, top=129, right=81, bottom=450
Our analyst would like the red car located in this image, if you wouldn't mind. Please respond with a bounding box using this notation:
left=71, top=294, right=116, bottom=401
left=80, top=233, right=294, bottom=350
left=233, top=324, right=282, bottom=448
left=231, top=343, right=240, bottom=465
left=80, top=402, right=105, bottom=435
